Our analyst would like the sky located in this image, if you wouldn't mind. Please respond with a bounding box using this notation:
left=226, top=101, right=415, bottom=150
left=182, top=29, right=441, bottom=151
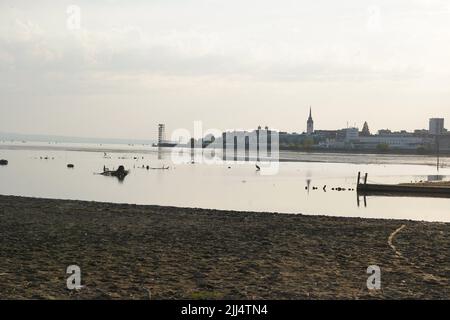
left=1, top=0, right=450, bottom=140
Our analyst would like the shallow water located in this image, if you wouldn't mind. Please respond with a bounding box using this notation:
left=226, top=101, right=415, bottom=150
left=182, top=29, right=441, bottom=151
left=0, top=142, right=449, bottom=222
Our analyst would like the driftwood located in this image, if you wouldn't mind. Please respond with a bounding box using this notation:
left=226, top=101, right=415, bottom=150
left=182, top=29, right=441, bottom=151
left=99, top=165, right=129, bottom=180
left=149, top=166, right=169, bottom=170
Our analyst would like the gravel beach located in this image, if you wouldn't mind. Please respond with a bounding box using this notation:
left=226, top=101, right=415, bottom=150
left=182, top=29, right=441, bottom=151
left=0, top=195, right=448, bottom=299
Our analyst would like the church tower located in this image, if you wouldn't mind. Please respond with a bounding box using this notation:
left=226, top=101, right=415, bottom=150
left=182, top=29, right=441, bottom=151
left=307, top=107, right=314, bottom=135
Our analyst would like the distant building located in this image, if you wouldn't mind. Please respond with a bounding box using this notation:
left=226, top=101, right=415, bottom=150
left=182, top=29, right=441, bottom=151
left=345, top=127, right=359, bottom=142
left=314, top=130, right=339, bottom=139
left=438, top=135, right=450, bottom=152
left=306, top=107, right=314, bottom=135
left=429, top=118, right=445, bottom=135
left=357, top=136, right=426, bottom=150
left=378, top=129, right=392, bottom=135
left=412, top=129, right=430, bottom=139
left=361, top=122, right=371, bottom=136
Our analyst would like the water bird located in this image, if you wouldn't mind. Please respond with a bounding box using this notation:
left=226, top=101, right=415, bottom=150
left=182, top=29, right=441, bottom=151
left=0, top=159, right=8, bottom=166
left=255, top=164, right=261, bottom=171
left=67, top=164, right=74, bottom=169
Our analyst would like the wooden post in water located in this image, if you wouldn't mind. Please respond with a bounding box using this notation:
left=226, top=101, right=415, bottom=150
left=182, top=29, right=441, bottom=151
left=222, top=132, right=227, bottom=160
left=256, top=128, right=260, bottom=162
left=357, top=172, right=361, bottom=185
left=244, top=136, right=249, bottom=162
left=364, top=173, right=368, bottom=185
left=233, top=136, right=238, bottom=161
left=190, top=138, right=195, bottom=163
left=437, top=135, right=440, bottom=171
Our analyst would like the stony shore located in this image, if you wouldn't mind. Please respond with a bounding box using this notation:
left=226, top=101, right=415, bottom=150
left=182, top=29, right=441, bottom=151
left=0, top=195, right=448, bottom=299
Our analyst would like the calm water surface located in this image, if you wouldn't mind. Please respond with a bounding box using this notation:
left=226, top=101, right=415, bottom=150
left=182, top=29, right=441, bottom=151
left=1, top=142, right=449, bottom=222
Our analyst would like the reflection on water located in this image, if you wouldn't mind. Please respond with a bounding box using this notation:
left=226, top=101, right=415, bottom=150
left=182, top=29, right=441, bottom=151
left=428, top=175, right=444, bottom=182
left=0, top=142, right=449, bottom=222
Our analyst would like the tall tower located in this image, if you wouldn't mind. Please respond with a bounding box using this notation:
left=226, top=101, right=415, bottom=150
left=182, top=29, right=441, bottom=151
left=158, top=124, right=166, bottom=145
left=307, top=107, right=314, bottom=135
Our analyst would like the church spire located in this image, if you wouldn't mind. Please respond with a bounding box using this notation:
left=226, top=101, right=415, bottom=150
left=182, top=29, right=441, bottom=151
left=307, top=106, right=314, bottom=134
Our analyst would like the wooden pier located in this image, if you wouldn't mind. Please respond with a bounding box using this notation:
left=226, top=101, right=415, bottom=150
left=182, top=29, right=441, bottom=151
left=356, top=172, right=450, bottom=198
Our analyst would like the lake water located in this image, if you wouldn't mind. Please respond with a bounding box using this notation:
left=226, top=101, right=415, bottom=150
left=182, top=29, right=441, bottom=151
left=1, top=142, right=449, bottom=222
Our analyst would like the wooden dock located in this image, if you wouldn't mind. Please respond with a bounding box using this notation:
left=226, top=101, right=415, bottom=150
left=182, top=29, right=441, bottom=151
left=356, top=172, right=450, bottom=198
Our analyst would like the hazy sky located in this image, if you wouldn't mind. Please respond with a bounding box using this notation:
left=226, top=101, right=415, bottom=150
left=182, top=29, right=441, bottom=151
left=1, top=0, right=449, bottom=139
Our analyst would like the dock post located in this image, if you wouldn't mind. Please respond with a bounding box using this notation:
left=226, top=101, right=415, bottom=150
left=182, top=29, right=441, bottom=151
left=256, top=128, right=260, bottom=162
left=364, top=173, right=368, bottom=185
left=437, top=135, right=440, bottom=171
left=190, top=138, right=195, bottom=163
left=357, top=172, right=361, bottom=185
left=244, top=136, right=249, bottom=162
left=233, top=136, right=238, bottom=161
left=222, top=132, right=227, bottom=160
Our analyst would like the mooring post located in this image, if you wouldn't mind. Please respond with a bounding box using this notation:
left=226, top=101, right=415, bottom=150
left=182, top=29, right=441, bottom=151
left=244, top=135, right=249, bottom=162
left=357, top=172, right=361, bottom=185
left=233, top=136, right=238, bottom=161
left=364, top=173, right=368, bottom=185
left=222, top=132, right=227, bottom=160
left=256, top=128, right=260, bottom=162
left=437, top=135, right=440, bottom=171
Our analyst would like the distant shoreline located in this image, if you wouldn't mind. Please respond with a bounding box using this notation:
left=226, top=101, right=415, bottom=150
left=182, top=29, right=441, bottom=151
left=0, top=194, right=448, bottom=299
left=1, top=143, right=449, bottom=162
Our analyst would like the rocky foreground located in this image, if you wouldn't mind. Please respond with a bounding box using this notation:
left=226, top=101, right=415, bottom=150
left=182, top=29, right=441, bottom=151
left=0, top=195, right=448, bottom=299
